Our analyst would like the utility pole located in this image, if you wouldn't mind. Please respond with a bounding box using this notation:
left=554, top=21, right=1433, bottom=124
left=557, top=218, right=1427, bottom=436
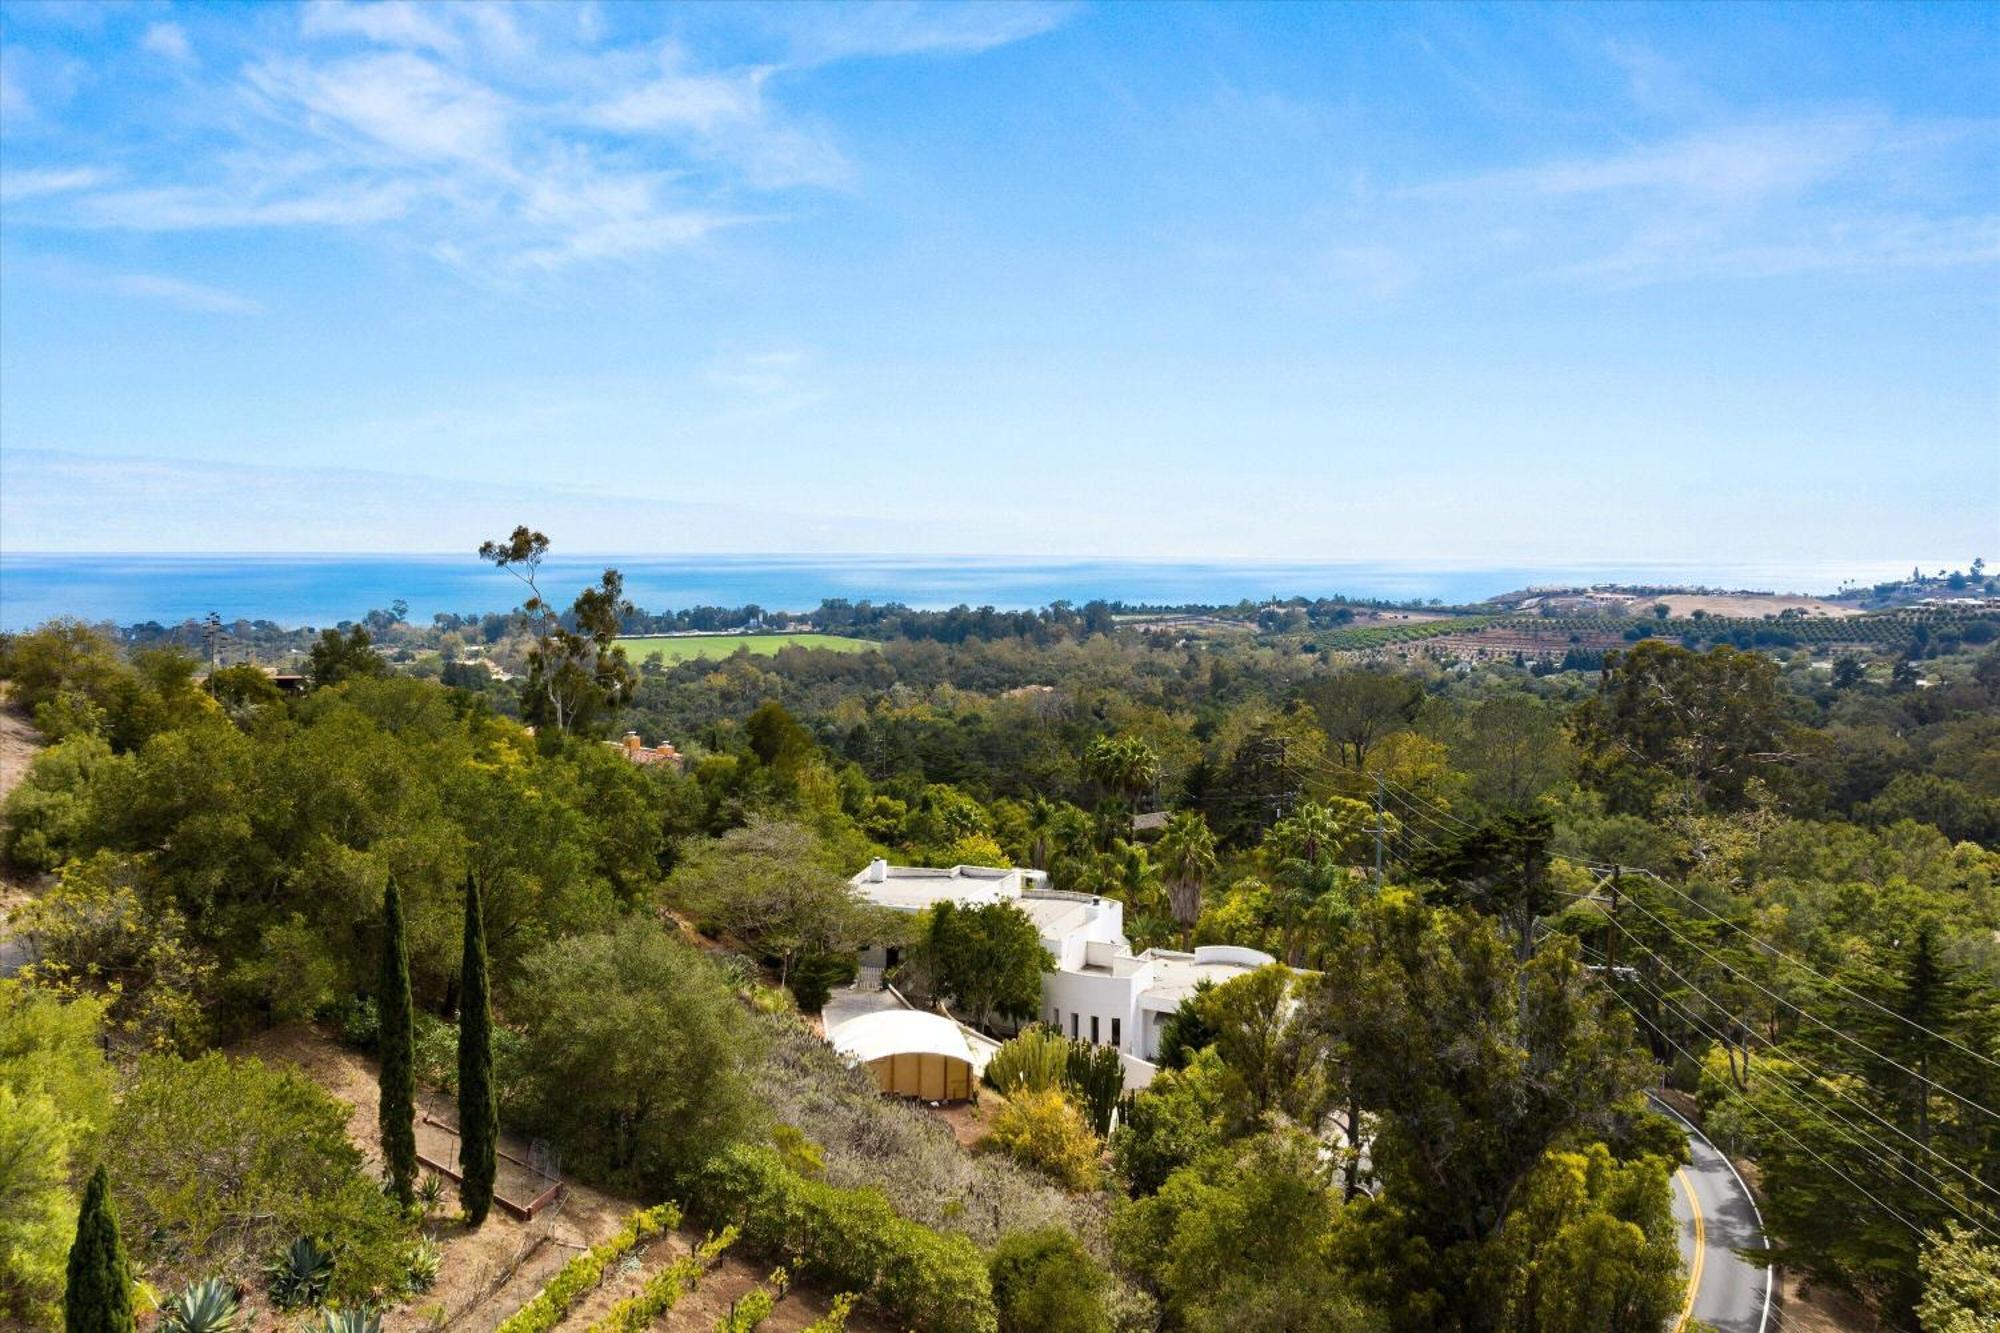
left=1371, top=775, right=1386, bottom=890
left=1606, top=865, right=1621, bottom=971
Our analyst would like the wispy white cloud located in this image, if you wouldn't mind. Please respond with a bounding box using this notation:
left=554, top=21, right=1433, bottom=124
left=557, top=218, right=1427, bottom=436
left=72, top=182, right=416, bottom=230
left=140, top=22, right=194, bottom=65
left=769, top=1, right=1073, bottom=64
left=1, top=45, right=35, bottom=120
left=99, top=272, right=262, bottom=314
left=299, top=0, right=466, bottom=59
left=588, top=46, right=850, bottom=190
left=1394, top=111, right=1998, bottom=289
left=1601, top=39, right=1711, bottom=119
left=1, top=1, right=1062, bottom=275
left=706, top=346, right=813, bottom=398
left=0, top=164, right=113, bottom=202
left=4, top=254, right=263, bottom=313
left=1410, top=116, right=1906, bottom=204
left=246, top=51, right=512, bottom=166
left=1554, top=213, right=2000, bottom=285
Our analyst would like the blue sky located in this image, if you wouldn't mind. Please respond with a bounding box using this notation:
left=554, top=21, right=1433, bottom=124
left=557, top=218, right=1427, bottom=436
left=1, top=1, right=1994, bottom=563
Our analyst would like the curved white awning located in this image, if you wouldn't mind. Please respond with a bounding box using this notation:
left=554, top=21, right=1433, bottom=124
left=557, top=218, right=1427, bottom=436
left=828, top=1009, right=975, bottom=1066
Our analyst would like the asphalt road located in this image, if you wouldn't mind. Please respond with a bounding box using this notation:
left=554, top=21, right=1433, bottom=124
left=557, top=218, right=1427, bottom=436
left=1653, top=1096, right=1771, bottom=1333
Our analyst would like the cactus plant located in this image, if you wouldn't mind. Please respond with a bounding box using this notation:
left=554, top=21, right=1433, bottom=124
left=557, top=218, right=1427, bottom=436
left=159, top=1277, right=241, bottom=1333
left=319, top=1307, right=383, bottom=1333
left=403, top=1238, right=442, bottom=1294
left=266, top=1237, right=334, bottom=1309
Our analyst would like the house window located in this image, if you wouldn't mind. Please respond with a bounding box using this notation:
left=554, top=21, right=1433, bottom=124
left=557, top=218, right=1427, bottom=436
left=1052, top=1008, right=1061, bottom=1031
left=1091, top=1016, right=1100, bottom=1044
left=1070, top=1013, right=1078, bottom=1039
left=1111, top=1017, right=1121, bottom=1049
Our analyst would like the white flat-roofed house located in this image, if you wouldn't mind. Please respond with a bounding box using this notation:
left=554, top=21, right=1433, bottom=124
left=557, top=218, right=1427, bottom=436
left=849, top=858, right=1275, bottom=1067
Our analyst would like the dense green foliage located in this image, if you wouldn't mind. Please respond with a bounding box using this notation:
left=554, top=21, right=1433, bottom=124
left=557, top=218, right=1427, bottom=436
left=987, top=1227, right=1111, bottom=1333
left=510, top=920, right=764, bottom=1192
left=905, top=900, right=1045, bottom=1032
left=109, top=1053, right=415, bottom=1302
left=0, top=985, right=114, bottom=1325
left=5, top=573, right=1997, bottom=1328
left=691, top=1143, right=997, bottom=1333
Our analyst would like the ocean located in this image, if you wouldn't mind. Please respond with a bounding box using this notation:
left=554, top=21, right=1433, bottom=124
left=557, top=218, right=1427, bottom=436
left=0, top=553, right=1904, bottom=632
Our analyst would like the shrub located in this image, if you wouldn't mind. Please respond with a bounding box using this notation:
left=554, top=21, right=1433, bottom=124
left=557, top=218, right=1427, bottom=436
left=690, top=1144, right=996, bottom=1333
left=412, top=1012, right=459, bottom=1091
left=109, top=1054, right=414, bottom=1303
left=787, top=954, right=857, bottom=1014
left=336, top=997, right=380, bottom=1051
left=982, top=1028, right=1069, bottom=1096
left=493, top=1204, right=678, bottom=1333
left=512, top=923, right=764, bottom=1192
left=1110, top=1066, right=1228, bottom=1196
left=750, top=1012, right=1093, bottom=1250
left=988, top=1228, right=1112, bottom=1333
left=0, top=983, right=115, bottom=1325
left=771, top=1125, right=826, bottom=1179
left=978, top=1090, right=1101, bottom=1192
left=800, top=1294, right=858, bottom=1333
left=1064, top=1042, right=1124, bottom=1139
left=716, top=1267, right=788, bottom=1333
left=319, top=1310, right=383, bottom=1333
left=586, top=1228, right=734, bottom=1333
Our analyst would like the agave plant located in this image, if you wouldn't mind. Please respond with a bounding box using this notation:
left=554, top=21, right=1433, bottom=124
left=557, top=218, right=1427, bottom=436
left=402, top=1238, right=442, bottom=1294
left=416, top=1171, right=447, bottom=1211
left=319, top=1307, right=382, bottom=1333
left=159, top=1277, right=241, bottom=1333
left=266, top=1237, right=334, bottom=1310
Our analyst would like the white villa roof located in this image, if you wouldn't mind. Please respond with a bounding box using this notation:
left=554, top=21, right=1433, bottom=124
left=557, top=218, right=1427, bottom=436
left=849, top=862, right=1044, bottom=913
left=1139, top=947, right=1278, bottom=1009
left=1015, top=894, right=1093, bottom=939
left=827, top=1009, right=976, bottom=1067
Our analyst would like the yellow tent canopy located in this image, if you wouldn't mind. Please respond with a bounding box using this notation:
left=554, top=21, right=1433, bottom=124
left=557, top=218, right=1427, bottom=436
left=828, top=1010, right=976, bottom=1102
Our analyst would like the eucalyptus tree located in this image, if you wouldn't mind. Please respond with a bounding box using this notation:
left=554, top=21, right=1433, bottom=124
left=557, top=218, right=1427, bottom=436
left=478, top=526, right=635, bottom=737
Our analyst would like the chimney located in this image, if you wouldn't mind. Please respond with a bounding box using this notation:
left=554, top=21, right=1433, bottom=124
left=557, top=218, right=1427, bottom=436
left=867, top=857, right=888, bottom=884
left=623, top=731, right=642, bottom=751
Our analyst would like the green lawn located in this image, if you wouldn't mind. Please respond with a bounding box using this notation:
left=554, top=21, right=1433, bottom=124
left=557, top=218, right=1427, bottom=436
left=619, top=632, right=877, bottom=664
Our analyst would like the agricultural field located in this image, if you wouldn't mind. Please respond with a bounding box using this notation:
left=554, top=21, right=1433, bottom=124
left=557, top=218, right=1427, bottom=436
left=620, top=632, right=877, bottom=664
left=1365, top=607, right=2000, bottom=663
left=1311, top=616, right=1498, bottom=651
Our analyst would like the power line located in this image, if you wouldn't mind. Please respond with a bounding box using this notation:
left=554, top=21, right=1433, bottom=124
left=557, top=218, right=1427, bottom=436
left=1583, top=941, right=2000, bottom=1232
left=1592, top=976, right=1931, bottom=1241
left=1376, top=776, right=1482, bottom=832
left=1366, top=772, right=2000, bottom=1128
left=1591, top=932, right=2000, bottom=1208
left=1620, top=864, right=2000, bottom=1076
left=1610, top=889, right=2000, bottom=1124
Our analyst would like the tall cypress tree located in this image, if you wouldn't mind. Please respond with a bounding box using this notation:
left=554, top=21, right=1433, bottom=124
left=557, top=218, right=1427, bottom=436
left=64, top=1165, right=133, bottom=1333
left=379, top=877, right=418, bottom=1206
left=458, top=872, right=498, bottom=1225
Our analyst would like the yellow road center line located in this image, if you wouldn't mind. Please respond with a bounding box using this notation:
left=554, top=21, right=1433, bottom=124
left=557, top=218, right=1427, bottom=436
left=1676, top=1166, right=1705, bottom=1333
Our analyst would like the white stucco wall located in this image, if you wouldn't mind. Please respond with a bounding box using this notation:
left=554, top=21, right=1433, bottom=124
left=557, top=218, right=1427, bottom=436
left=1041, top=962, right=1151, bottom=1055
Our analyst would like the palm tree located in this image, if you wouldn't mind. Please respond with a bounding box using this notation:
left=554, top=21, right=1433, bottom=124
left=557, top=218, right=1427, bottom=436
left=1262, top=799, right=1372, bottom=965
left=1024, top=794, right=1060, bottom=871
left=1084, top=734, right=1161, bottom=810
left=1156, top=811, right=1219, bottom=939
